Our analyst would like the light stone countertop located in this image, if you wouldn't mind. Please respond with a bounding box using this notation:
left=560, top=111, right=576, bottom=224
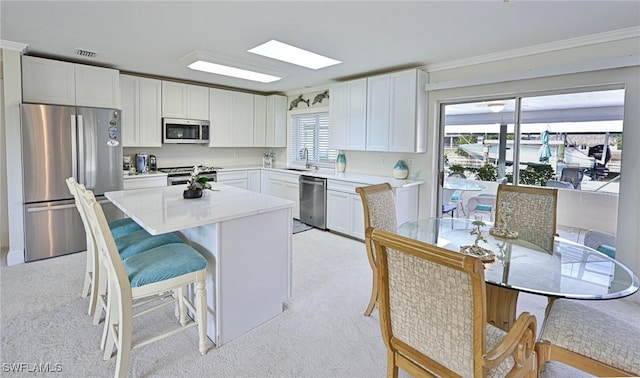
left=218, top=166, right=424, bottom=188
left=105, top=184, right=294, bottom=235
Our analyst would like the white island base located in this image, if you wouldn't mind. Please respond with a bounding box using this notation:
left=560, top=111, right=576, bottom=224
left=181, top=208, right=292, bottom=346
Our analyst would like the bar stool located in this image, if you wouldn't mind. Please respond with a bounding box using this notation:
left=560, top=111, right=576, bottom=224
left=82, top=190, right=209, bottom=377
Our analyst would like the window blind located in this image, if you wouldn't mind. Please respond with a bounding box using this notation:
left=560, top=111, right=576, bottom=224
left=289, top=112, right=337, bottom=166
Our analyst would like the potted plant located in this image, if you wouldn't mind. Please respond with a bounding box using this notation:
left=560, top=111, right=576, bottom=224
left=183, top=165, right=212, bottom=199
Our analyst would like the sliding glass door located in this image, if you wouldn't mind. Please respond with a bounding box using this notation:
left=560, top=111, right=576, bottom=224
left=439, top=88, right=624, bottom=243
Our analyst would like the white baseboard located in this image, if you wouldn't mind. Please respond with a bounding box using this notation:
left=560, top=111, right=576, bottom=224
left=7, top=249, right=25, bottom=266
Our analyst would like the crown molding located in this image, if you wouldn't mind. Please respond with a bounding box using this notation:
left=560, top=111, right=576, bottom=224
left=426, top=26, right=640, bottom=73
left=0, top=40, right=28, bottom=52
left=424, top=53, right=639, bottom=91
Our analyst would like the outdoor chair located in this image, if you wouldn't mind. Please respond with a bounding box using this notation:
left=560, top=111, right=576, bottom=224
left=355, top=183, right=397, bottom=317
left=466, top=195, right=496, bottom=221
left=442, top=187, right=460, bottom=218
left=495, top=184, right=558, bottom=252
left=81, top=189, right=209, bottom=378
left=369, top=227, right=538, bottom=377
left=583, top=229, right=617, bottom=258
left=536, top=298, right=640, bottom=376
left=560, top=167, right=584, bottom=189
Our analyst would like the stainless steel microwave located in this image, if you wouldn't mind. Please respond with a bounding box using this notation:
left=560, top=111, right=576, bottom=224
left=162, top=118, right=210, bottom=144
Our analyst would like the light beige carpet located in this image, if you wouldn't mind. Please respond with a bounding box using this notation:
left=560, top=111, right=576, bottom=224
left=1, top=229, right=589, bottom=377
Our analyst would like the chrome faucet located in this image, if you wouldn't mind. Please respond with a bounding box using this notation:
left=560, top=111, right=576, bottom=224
left=303, top=147, right=310, bottom=169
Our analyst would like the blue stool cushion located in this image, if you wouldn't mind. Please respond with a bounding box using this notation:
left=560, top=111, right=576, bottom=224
left=475, top=204, right=493, bottom=212
left=124, top=243, right=208, bottom=288
left=109, top=218, right=143, bottom=239
left=116, top=230, right=184, bottom=260
left=596, top=244, right=616, bottom=259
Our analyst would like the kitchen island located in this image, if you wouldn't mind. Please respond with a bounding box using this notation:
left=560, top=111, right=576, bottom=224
left=105, top=184, right=294, bottom=347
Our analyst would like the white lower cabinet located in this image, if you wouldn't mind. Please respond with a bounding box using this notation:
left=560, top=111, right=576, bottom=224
left=123, top=174, right=168, bottom=190
left=394, top=185, right=420, bottom=226
left=217, top=170, right=249, bottom=190
left=261, top=170, right=300, bottom=219
left=248, top=169, right=261, bottom=192
left=327, top=189, right=364, bottom=239
left=327, top=179, right=419, bottom=240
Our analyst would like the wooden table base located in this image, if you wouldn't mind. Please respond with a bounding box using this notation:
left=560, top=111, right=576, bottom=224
left=486, top=285, right=520, bottom=332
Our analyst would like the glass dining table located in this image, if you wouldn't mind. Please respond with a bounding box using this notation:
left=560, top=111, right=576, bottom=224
left=397, top=218, right=640, bottom=331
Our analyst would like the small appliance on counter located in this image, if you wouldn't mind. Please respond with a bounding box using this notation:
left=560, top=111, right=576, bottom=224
left=136, top=153, right=149, bottom=173
left=123, top=155, right=132, bottom=170
left=149, top=155, right=157, bottom=171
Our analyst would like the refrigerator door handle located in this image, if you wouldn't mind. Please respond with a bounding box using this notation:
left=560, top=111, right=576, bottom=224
left=26, top=203, right=77, bottom=212
left=71, top=115, right=78, bottom=181
left=77, top=115, right=85, bottom=185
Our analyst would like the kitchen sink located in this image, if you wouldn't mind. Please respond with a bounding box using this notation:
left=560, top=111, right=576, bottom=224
left=284, top=168, right=309, bottom=172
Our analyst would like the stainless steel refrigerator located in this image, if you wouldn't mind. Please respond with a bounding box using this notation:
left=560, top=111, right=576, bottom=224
left=21, top=104, right=123, bottom=262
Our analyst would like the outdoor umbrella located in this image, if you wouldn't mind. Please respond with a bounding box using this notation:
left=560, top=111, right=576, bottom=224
left=539, top=130, right=552, bottom=163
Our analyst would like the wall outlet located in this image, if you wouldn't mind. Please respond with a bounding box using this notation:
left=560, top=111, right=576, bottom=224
left=233, top=150, right=239, bottom=157
left=408, top=159, right=414, bottom=168
left=381, top=155, right=386, bottom=164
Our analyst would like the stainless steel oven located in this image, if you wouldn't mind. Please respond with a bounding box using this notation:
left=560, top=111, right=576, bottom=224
left=160, top=166, right=220, bottom=186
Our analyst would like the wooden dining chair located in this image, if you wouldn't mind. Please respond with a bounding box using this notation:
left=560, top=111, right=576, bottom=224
left=82, top=189, right=209, bottom=378
left=536, top=297, right=640, bottom=376
left=495, top=184, right=558, bottom=252
left=355, top=183, right=396, bottom=317
left=368, top=227, right=538, bottom=377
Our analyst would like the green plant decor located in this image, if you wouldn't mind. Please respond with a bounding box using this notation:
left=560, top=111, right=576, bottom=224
left=519, top=165, right=555, bottom=186
left=450, top=164, right=466, bottom=174
left=476, top=163, right=497, bottom=182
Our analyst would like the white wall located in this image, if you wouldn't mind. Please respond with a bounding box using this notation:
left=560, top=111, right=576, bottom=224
left=1, top=46, right=24, bottom=265
left=123, top=145, right=275, bottom=170
left=0, top=56, right=6, bottom=258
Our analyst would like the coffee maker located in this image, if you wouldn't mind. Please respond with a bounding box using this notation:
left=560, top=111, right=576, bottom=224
left=149, top=155, right=157, bottom=171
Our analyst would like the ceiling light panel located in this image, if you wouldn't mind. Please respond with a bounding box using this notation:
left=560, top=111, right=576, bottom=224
left=181, top=51, right=284, bottom=83
left=188, top=61, right=281, bottom=83
left=248, top=40, right=341, bottom=70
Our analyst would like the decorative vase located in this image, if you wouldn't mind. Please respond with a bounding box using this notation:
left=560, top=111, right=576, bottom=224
left=393, top=160, right=409, bottom=179
left=336, top=151, right=346, bottom=173
left=183, top=188, right=203, bottom=199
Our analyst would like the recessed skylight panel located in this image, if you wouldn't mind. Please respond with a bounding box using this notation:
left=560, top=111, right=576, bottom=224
left=248, top=40, right=341, bottom=70
left=187, top=60, right=282, bottom=83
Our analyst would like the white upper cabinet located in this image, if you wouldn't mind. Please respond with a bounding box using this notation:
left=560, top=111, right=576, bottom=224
left=366, top=74, right=391, bottom=151
left=253, top=95, right=267, bottom=147
left=209, top=88, right=254, bottom=147
left=120, top=75, right=162, bottom=147
left=265, top=95, right=287, bottom=148
left=366, top=69, right=427, bottom=153
left=161, top=81, right=209, bottom=120
left=209, top=88, right=233, bottom=147
left=330, top=78, right=367, bottom=150
left=75, top=64, right=121, bottom=108
left=22, top=55, right=120, bottom=108
left=232, top=91, right=255, bottom=146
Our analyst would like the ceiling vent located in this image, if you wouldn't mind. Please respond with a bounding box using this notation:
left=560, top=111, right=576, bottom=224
left=75, top=48, right=97, bottom=58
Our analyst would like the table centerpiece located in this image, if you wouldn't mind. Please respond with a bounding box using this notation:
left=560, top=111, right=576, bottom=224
left=183, top=165, right=212, bottom=199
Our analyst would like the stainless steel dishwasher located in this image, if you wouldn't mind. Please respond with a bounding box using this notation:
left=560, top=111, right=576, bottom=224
left=299, top=175, right=327, bottom=230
